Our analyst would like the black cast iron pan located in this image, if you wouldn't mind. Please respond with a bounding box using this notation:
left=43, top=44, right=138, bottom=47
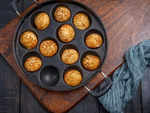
left=13, top=0, right=108, bottom=91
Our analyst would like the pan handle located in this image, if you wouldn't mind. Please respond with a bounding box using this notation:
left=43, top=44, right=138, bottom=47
left=11, top=0, right=39, bottom=16
left=84, top=72, right=112, bottom=97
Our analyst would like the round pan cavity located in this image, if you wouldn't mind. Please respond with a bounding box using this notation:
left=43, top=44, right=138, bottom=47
left=14, top=1, right=107, bottom=91
left=40, top=66, right=59, bottom=86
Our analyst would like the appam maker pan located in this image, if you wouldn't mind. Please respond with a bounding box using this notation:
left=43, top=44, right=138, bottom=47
left=0, top=0, right=117, bottom=112
left=13, top=0, right=110, bottom=91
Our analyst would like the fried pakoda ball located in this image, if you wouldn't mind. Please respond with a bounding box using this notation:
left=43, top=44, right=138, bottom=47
left=20, top=31, right=38, bottom=49
left=73, top=13, right=90, bottom=30
left=64, top=69, right=82, bottom=87
left=61, top=48, right=79, bottom=65
left=58, top=24, right=75, bottom=43
left=34, top=12, right=50, bottom=30
left=82, top=54, right=100, bottom=70
left=24, top=56, right=42, bottom=72
left=40, top=40, right=58, bottom=57
left=54, top=6, right=71, bottom=22
left=85, top=33, right=103, bottom=48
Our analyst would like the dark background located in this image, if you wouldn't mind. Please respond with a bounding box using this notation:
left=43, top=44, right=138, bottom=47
left=0, top=0, right=150, bottom=113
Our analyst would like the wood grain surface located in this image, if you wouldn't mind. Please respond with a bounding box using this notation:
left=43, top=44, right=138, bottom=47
left=0, top=0, right=150, bottom=113
left=76, top=0, right=150, bottom=75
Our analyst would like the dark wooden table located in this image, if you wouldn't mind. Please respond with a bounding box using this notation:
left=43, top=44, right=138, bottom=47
left=1, top=0, right=150, bottom=113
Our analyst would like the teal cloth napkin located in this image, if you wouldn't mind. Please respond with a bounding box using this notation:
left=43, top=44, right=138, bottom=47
left=99, top=40, right=150, bottom=113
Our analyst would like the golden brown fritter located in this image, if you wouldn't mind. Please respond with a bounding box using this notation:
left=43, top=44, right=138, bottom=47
left=40, top=40, right=58, bottom=57
left=58, top=24, right=75, bottom=43
left=82, top=54, right=100, bottom=70
left=85, top=33, right=103, bottom=48
left=64, top=69, right=82, bottom=87
left=20, top=31, right=38, bottom=49
left=54, top=6, right=71, bottom=22
left=34, top=12, right=50, bottom=30
left=24, top=56, right=42, bottom=72
left=61, top=48, right=79, bottom=65
left=73, top=13, right=90, bottom=30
